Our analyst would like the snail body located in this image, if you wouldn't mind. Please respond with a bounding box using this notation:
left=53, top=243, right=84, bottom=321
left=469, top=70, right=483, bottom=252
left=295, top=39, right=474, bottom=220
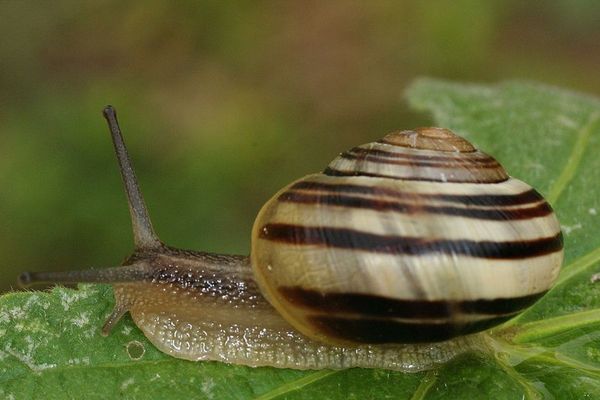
left=19, top=110, right=563, bottom=372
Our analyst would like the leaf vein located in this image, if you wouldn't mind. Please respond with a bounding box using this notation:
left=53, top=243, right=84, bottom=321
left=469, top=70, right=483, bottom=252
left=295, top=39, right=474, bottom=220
left=492, top=356, right=541, bottom=400
left=556, top=247, right=600, bottom=286
left=409, top=370, right=437, bottom=400
left=252, top=370, right=339, bottom=400
left=511, top=308, right=600, bottom=343
left=547, top=111, right=600, bottom=204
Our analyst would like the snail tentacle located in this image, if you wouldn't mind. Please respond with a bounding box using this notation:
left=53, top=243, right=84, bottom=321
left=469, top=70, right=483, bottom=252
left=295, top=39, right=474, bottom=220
left=103, top=106, right=162, bottom=250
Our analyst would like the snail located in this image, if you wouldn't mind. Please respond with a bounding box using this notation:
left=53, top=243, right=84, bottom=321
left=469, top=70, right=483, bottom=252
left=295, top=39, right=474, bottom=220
left=18, top=106, right=563, bottom=372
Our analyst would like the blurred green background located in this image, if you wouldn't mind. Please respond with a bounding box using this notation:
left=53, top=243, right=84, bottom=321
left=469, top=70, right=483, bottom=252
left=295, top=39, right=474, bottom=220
left=1, top=1, right=599, bottom=292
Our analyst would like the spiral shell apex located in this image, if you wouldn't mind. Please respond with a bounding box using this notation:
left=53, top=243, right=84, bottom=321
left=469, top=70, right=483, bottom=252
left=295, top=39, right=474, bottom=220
left=325, top=127, right=509, bottom=184
left=251, top=127, right=563, bottom=346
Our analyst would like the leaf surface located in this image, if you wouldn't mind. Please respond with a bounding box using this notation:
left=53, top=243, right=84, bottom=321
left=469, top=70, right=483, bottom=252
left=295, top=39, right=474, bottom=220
left=2, top=79, right=600, bottom=399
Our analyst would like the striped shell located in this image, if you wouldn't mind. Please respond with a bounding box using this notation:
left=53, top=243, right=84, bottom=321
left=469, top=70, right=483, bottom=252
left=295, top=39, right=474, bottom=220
left=251, top=127, right=563, bottom=345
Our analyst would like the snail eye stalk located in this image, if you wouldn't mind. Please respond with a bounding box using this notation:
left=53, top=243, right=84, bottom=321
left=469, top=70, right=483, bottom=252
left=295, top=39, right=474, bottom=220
left=102, top=106, right=162, bottom=250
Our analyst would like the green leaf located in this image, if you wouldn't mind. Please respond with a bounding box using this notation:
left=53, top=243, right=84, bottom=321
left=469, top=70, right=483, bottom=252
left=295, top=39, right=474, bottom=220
left=3, top=79, right=600, bottom=399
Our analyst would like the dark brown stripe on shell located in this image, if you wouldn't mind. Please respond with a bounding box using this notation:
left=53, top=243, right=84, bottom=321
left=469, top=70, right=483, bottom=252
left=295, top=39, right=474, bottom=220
left=259, top=223, right=564, bottom=259
left=323, top=166, right=509, bottom=183
left=309, top=314, right=513, bottom=343
left=278, top=191, right=553, bottom=221
left=279, top=286, right=546, bottom=318
left=347, top=147, right=498, bottom=164
left=289, top=181, right=546, bottom=207
left=342, top=151, right=502, bottom=170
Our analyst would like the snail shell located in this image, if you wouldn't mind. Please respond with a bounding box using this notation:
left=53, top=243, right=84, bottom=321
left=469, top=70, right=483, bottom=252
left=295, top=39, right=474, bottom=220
left=19, top=114, right=563, bottom=371
left=252, top=127, right=563, bottom=345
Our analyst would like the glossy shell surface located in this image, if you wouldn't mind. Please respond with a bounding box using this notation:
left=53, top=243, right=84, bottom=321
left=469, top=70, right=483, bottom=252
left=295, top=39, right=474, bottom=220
left=251, top=128, right=563, bottom=345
